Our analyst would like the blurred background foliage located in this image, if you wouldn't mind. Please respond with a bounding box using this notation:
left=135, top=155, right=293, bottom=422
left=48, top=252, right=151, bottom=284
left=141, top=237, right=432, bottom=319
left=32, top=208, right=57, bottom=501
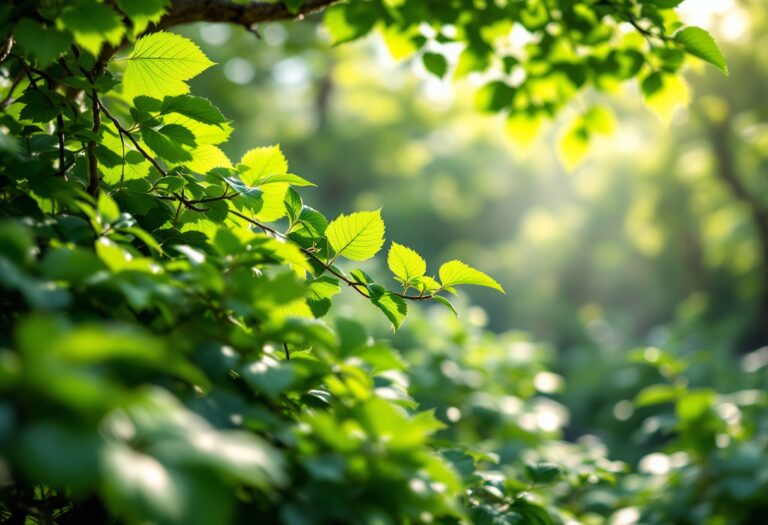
left=181, top=0, right=767, bottom=351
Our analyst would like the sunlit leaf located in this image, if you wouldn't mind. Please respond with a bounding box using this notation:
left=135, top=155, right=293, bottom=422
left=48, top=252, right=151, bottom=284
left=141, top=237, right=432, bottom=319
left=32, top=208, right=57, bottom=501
left=438, top=260, right=504, bottom=293
left=122, top=32, right=215, bottom=100
left=675, top=26, right=728, bottom=75
left=326, top=210, right=386, bottom=261
left=387, top=242, right=426, bottom=286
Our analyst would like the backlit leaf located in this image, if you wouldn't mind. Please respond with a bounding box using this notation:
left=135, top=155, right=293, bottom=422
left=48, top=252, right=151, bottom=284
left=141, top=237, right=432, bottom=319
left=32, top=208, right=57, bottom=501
left=326, top=210, right=386, bottom=261
left=387, top=242, right=426, bottom=286
left=675, top=26, right=728, bottom=75
left=122, top=32, right=215, bottom=101
left=438, top=260, right=504, bottom=293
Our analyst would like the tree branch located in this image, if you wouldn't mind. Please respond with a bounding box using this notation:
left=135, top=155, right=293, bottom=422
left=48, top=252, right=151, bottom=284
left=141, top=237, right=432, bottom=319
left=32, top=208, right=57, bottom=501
left=156, top=0, right=340, bottom=31
left=706, top=116, right=768, bottom=345
left=86, top=89, right=101, bottom=196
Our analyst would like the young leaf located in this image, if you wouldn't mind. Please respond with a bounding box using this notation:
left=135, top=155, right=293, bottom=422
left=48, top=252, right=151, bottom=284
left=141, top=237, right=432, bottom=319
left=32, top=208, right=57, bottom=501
left=674, top=26, right=728, bottom=75
left=122, top=32, right=215, bottom=100
left=284, top=188, right=303, bottom=224
left=239, top=146, right=289, bottom=186
left=387, top=242, right=426, bottom=286
left=414, top=275, right=441, bottom=294
left=326, top=210, right=386, bottom=261
left=438, top=260, right=505, bottom=293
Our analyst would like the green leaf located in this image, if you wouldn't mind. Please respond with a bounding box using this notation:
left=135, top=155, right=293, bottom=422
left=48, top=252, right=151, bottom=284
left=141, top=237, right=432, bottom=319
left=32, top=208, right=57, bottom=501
left=583, top=106, right=616, bottom=135
left=284, top=188, right=303, bottom=224
left=438, top=260, right=504, bottom=293
left=239, top=146, right=289, bottom=186
left=676, top=389, right=715, bottom=422
left=635, top=384, right=681, bottom=407
left=140, top=126, right=192, bottom=163
left=40, top=247, right=107, bottom=284
left=18, top=89, right=65, bottom=123
left=98, top=193, right=120, bottom=224
left=241, top=355, right=295, bottom=400
left=161, top=95, right=227, bottom=127
left=13, top=18, right=72, bottom=66
left=558, top=120, right=589, bottom=172
left=675, top=26, right=728, bottom=75
left=422, top=52, right=448, bottom=78
left=414, top=275, right=441, bottom=294
left=260, top=174, right=315, bottom=187
left=122, top=32, right=215, bottom=101
left=184, top=144, right=232, bottom=174
left=59, top=0, right=124, bottom=57
left=158, top=124, right=196, bottom=147
left=254, top=183, right=289, bottom=222
left=475, top=81, right=515, bottom=112
left=307, top=277, right=341, bottom=318
left=641, top=71, right=690, bottom=124
left=432, top=295, right=458, bottom=317
left=326, top=210, right=386, bottom=261
left=524, top=463, right=562, bottom=485
left=369, top=285, right=408, bottom=331
left=115, top=0, right=170, bottom=33
left=324, top=3, right=377, bottom=45
left=387, top=242, right=426, bottom=286
left=292, top=206, right=328, bottom=239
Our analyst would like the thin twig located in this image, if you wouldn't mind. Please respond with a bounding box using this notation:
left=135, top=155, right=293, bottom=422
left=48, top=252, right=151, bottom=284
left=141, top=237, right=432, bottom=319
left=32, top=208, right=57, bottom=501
left=86, top=89, right=100, bottom=196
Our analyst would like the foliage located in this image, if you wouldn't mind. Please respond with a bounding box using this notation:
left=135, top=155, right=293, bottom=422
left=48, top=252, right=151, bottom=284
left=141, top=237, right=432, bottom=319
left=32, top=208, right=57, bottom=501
left=1, top=1, right=761, bottom=525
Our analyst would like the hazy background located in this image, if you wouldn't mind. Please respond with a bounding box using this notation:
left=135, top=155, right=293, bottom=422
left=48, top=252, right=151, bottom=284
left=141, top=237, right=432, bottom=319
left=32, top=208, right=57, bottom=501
left=181, top=0, right=766, bottom=354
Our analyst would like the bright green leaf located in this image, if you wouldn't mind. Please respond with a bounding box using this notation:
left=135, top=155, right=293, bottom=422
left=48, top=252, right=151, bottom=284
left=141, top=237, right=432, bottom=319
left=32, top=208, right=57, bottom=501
left=675, top=26, right=728, bottom=75
left=326, top=210, right=386, bottom=261
left=387, top=242, right=426, bottom=286
left=161, top=95, right=227, bottom=127
left=122, top=32, right=215, bottom=101
left=438, top=260, right=504, bottom=293
left=239, top=146, right=289, bottom=186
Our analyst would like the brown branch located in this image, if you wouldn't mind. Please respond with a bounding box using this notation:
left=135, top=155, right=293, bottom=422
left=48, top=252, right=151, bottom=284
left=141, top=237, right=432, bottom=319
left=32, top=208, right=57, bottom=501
left=155, top=0, right=340, bottom=31
left=226, top=207, right=435, bottom=302
left=707, top=116, right=768, bottom=345
left=56, top=114, right=67, bottom=179
left=86, top=89, right=101, bottom=196
left=96, top=94, right=437, bottom=304
left=0, top=37, right=13, bottom=64
left=95, top=97, right=168, bottom=177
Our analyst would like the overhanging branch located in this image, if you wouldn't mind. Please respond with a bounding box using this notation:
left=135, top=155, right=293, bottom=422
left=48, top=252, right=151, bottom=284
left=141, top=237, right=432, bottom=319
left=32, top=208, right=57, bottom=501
left=156, top=0, right=340, bottom=31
